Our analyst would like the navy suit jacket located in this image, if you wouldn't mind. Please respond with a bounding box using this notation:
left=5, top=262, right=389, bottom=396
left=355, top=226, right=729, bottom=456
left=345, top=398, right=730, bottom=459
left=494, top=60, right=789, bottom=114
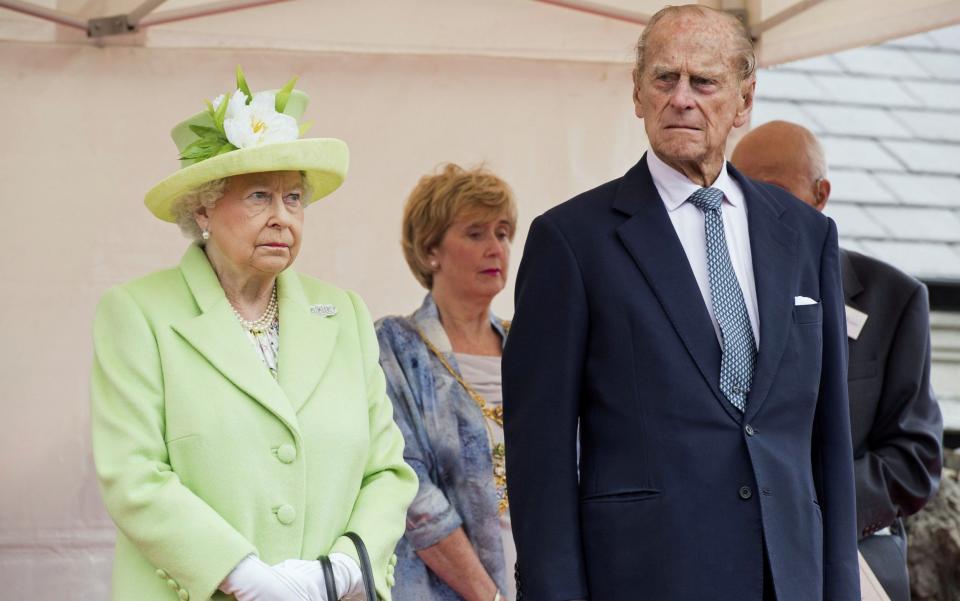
left=503, top=156, right=860, bottom=601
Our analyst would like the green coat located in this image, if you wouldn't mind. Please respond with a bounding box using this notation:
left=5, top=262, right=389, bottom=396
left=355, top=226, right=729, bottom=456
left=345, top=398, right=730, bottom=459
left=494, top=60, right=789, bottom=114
left=91, top=245, right=417, bottom=601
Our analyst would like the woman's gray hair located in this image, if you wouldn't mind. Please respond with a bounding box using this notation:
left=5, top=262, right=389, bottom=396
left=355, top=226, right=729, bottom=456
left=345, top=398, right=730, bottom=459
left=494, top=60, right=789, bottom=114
left=169, top=172, right=313, bottom=242
left=171, top=178, right=228, bottom=242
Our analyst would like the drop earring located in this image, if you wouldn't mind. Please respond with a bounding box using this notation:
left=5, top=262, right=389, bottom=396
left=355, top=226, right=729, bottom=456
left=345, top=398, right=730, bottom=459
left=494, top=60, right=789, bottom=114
left=201, top=228, right=210, bottom=241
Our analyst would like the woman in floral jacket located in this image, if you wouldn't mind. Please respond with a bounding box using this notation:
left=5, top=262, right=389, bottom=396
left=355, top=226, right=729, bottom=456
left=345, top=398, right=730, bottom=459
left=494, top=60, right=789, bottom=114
left=376, top=164, right=518, bottom=601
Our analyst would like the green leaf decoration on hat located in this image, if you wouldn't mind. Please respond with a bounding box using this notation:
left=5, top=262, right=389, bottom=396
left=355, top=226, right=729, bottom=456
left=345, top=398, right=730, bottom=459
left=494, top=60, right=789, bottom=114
left=178, top=67, right=301, bottom=164
left=180, top=133, right=231, bottom=161
left=180, top=103, right=234, bottom=162
left=188, top=124, right=223, bottom=139
left=213, top=93, right=230, bottom=132
left=236, top=65, right=253, bottom=103
left=275, top=75, right=299, bottom=113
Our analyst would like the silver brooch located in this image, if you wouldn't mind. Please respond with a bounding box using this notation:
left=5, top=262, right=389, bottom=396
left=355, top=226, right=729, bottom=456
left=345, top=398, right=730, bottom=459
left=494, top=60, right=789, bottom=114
left=310, top=304, right=337, bottom=317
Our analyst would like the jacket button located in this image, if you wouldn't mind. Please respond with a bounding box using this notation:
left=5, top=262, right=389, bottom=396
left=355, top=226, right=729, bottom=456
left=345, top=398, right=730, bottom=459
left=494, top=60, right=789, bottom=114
left=744, top=424, right=755, bottom=436
left=738, top=486, right=753, bottom=500
left=277, top=444, right=296, bottom=464
left=275, top=504, right=296, bottom=525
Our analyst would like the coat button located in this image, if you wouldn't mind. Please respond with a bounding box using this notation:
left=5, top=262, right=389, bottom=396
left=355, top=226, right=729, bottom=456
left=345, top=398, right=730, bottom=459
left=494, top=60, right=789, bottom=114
left=166, top=579, right=178, bottom=590
left=276, top=504, right=296, bottom=525
left=155, top=569, right=168, bottom=579
left=744, top=424, right=755, bottom=436
left=738, top=486, right=753, bottom=500
left=386, top=574, right=395, bottom=587
left=277, top=444, right=296, bottom=464
left=178, top=589, right=190, bottom=601
left=388, top=554, right=397, bottom=567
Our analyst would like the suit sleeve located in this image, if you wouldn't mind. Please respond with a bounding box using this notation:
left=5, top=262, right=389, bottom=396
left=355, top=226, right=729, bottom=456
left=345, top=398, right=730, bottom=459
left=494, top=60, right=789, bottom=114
left=91, top=286, right=256, bottom=601
left=330, top=292, right=418, bottom=601
left=376, top=325, right=465, bottom=550
left=811, top=219, right=861, bottom=601
left=503, top=214, right=589, bottom=601
left=855, top=283, right=943, bottom=536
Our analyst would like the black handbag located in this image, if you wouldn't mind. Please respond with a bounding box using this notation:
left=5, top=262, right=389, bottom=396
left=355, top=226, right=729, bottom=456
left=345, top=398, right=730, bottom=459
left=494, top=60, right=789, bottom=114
left=318, top=532, right=378, bottom=601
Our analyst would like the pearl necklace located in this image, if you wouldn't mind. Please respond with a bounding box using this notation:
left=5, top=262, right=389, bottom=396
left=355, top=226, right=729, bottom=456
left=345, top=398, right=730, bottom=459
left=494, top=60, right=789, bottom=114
left=231, top=287, right=278, bottom=334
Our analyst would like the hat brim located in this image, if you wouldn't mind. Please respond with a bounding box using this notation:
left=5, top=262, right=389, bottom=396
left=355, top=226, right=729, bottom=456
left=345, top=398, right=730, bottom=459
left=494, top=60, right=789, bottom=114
left=145, top=138, right=349, bottom=222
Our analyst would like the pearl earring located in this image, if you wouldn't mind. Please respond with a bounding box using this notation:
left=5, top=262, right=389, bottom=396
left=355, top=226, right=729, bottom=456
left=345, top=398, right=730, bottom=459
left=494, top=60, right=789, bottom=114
left=201, top=229, right=210, bottom=241
left=429, top=260, right=438, bottom=269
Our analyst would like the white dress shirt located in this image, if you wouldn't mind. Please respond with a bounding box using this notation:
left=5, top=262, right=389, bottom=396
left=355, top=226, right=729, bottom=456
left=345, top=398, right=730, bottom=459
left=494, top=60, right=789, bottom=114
left=646, top=150, right=760, bottom=347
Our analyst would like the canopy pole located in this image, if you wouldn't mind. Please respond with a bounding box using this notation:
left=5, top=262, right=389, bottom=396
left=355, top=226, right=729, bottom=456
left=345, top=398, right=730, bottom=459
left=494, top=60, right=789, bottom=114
left=0, top=0, right=86, bottom=30
left=532, top=0, right=649, bottom=26
left=750, top=0, right=826, bottom=36
left=138, top=0, right=295, bottom=27
left=127, top=0, right=168, bottom=26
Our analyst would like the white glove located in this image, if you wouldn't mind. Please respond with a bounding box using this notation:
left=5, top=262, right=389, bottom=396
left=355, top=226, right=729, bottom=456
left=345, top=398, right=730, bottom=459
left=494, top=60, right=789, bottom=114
left=330, top=553, right=366, bottom=601
left=219, top=554, right=310, bottom=601
left=272, top=553, right=366, bottom=601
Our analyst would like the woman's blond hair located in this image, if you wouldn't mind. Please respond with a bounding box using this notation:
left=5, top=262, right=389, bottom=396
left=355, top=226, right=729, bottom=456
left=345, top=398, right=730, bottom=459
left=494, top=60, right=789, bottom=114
left=402, top=163, right=518, bottom=289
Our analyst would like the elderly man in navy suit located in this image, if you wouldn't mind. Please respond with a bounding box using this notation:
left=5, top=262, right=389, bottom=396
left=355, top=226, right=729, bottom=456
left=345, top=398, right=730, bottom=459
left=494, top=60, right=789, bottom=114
left=732, top=120, right=943, bottom=601
left=503, top=5, right=860, bottom=601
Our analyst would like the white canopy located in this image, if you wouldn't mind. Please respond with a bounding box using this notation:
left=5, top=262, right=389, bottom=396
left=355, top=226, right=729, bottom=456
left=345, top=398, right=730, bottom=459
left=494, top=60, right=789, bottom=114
left=3, top=0, right=960, bottom=66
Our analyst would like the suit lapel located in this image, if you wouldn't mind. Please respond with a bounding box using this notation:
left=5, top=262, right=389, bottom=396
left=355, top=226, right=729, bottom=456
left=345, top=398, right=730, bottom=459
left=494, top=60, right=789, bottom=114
left=731, top=169, right=800, bottom=422
left=170, top=246, right=301, bottom=436
left=614, top=157, right=739, bottom=423
left=276, top=269, right=339, bottom=414
left=840, top=249, right=864, bottom=307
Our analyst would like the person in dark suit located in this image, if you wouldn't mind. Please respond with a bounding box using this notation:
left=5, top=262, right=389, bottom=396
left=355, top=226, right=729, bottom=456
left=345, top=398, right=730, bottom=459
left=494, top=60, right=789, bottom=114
left=502, top=6, right=860, bottom=601
left=732, top=120, right=943, bottom=601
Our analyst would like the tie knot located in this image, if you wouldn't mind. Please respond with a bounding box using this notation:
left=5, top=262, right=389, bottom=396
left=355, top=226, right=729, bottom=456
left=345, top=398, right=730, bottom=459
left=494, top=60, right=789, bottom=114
left=687, top=187, right=724, bottom=212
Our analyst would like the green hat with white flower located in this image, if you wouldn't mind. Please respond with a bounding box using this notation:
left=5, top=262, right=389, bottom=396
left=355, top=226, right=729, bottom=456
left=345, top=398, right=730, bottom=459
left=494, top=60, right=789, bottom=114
left=145, top=67, right=349, bottom=222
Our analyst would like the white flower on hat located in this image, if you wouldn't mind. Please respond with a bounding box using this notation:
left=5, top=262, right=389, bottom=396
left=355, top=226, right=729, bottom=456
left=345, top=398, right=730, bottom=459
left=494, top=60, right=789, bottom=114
left=222, top=89, right=299, bottom=149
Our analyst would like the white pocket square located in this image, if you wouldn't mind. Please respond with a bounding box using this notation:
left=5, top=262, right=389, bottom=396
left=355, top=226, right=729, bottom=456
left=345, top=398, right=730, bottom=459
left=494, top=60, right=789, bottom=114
left=794, top=296, right=817, bottom=306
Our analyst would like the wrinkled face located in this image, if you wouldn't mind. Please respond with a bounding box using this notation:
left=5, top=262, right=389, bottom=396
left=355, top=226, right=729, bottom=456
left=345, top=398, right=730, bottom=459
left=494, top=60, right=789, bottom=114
left=634, top=14, right=753, bottom=171
left=430, top=211, right=513, bottom=300
left=198, top=170, right=305, bottom=277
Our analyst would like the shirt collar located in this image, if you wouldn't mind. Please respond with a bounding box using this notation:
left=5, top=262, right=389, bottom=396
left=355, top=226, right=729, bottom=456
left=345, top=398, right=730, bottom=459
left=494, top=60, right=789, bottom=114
left=646, top=149, right=741, bottom=211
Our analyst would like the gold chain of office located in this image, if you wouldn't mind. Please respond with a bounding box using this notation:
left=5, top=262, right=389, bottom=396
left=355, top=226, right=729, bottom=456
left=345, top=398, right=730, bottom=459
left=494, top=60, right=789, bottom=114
left=415, top=322, right=510, bottom=515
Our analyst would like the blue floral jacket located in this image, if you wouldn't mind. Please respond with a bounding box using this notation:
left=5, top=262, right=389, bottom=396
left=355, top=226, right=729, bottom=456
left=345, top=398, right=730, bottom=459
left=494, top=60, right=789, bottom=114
left=376, top=294, right=509, bottom=600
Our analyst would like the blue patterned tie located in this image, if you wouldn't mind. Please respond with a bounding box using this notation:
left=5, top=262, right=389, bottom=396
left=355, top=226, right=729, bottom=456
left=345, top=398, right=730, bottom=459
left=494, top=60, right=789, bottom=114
left=687, top=187, right=757, bottom=412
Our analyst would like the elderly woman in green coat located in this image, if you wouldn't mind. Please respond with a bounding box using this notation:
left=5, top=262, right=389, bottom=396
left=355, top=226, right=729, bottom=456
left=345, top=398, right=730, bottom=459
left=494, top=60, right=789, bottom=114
left=91, top=71, right=416, bottom=601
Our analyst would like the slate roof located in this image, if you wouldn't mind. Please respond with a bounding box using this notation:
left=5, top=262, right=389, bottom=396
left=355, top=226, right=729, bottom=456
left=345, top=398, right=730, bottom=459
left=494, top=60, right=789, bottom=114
left=752, top=24, right=960, bottom=282
left=752, top=25, right=960, bottom=433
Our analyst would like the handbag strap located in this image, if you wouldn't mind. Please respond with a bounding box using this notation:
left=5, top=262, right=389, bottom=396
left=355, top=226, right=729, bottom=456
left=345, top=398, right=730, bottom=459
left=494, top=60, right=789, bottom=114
left=343, top=531, right=377, bottom=601
left=318, top=555, right=339, bottom=601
